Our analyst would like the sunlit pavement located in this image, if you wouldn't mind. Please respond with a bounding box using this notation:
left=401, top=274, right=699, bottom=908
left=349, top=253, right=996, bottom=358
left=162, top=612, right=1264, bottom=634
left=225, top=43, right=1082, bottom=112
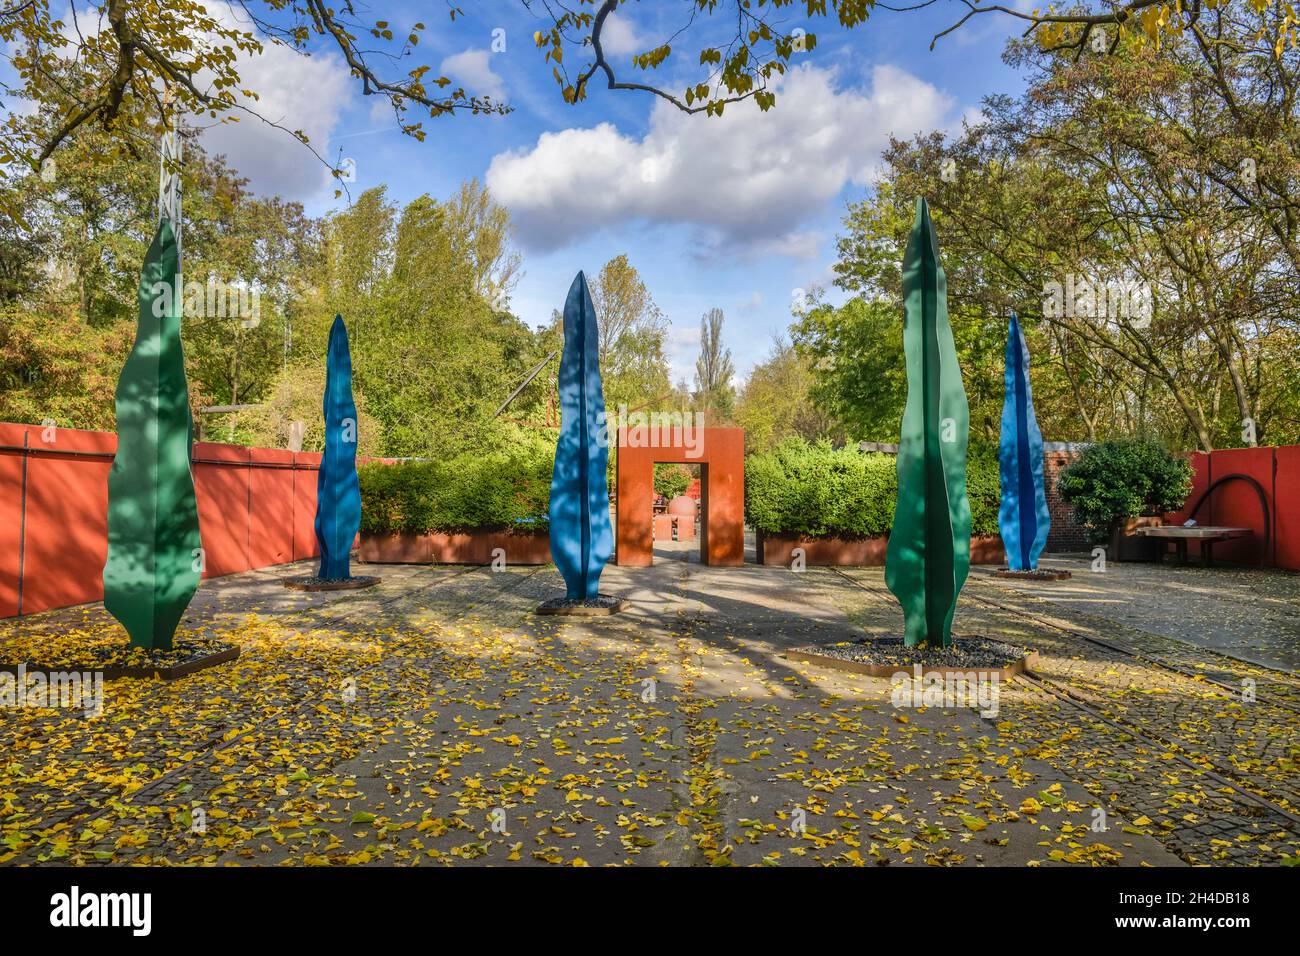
left=1, top=542, right=1296, bottom=866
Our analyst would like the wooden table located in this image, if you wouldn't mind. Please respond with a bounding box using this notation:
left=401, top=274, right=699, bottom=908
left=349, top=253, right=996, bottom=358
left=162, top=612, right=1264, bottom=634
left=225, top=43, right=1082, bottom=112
left=1131, top=526, right=1253, bottom=567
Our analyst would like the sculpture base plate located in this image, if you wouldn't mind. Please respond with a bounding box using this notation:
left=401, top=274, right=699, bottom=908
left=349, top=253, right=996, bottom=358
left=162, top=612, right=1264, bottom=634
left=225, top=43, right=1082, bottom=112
left=994, top=568, right=1072, bottom=581
left=282, top=575, right=381, bottom=592
left=535, top=594, right=627, bottom=616
left=785, top=636, right=1037, bottom=680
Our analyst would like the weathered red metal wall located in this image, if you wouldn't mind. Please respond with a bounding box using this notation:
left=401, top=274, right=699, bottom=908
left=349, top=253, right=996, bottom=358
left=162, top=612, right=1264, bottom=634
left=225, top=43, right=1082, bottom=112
left=1166, top=447, right=1287, bottom=568
left=1273, top=446, right=1300, bottom=571
left=0, top=421, right=329, bottom=619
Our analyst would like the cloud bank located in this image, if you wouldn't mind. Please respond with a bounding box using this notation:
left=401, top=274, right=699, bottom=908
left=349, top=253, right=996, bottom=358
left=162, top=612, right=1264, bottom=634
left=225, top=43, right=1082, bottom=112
left=486, top=64, right=955, bottom=255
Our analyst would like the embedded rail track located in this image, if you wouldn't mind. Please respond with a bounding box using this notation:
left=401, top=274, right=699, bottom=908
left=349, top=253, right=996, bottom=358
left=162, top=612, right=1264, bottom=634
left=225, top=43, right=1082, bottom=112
left=823, top=565, right=1300, bottom=829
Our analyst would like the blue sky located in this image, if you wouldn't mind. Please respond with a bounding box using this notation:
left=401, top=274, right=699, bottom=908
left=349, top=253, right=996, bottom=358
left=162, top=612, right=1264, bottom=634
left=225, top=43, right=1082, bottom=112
left=53, top=1, right=1030, bottom=385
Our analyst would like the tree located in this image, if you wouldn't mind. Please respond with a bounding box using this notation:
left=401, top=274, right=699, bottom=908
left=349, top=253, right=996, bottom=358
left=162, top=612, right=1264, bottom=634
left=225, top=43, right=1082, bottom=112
left=0, top=80, right=322, bottom=431
left=694, top=308, right=736, bottom=421
left=238, top=361, right=383, bottom=456
left=734, top=335, right=835, bottom=453
left=2, top=0, right=507, bottom=179
left=11, top=0, right=1280, bottom=182
left=0, top=302, right=132, bottom=430
left=296, top=182, right=543, bottom=458
left=587, top=254, right=671, bottom=412
left=858, top=20, right=1300, bottom=451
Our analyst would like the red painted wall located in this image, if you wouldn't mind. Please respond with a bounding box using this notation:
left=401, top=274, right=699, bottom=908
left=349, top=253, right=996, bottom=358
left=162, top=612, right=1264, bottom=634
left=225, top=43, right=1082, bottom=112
left=1274, top=446, right=1300, bottom=571
left=1166, top=447, right=1281, bottom=568
left=0, top=421, right=333, bottom=619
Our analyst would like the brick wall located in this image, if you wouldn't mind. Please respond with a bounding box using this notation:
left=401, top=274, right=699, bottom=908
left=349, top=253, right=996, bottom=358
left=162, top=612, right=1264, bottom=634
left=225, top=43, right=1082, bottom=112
left=1044, top=446, right=1090, bottom=552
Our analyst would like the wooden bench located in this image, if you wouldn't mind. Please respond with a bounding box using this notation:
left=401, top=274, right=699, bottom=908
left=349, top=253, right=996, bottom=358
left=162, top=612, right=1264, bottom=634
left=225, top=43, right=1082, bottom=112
left=1131, top=525, right=1253, bottom=567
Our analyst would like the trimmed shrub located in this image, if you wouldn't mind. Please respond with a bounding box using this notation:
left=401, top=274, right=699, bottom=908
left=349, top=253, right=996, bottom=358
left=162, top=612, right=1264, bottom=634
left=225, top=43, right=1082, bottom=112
left=359, top=445, right=552, bottom=534
left=745, top=438, right=1000, bottom=538
left=1057, top=439, right=1193, bottom=541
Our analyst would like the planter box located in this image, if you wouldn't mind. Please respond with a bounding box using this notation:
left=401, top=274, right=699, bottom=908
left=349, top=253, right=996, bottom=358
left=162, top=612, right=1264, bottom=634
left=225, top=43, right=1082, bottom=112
left=359, top=530, right=551, bottom=565
left=757, top=532, right=1005, bottom=567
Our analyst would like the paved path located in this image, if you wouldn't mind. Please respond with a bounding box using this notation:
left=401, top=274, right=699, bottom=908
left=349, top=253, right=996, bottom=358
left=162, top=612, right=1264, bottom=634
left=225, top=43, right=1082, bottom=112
left=0, top=544, right=1295, bottom=866
left=977, top=555, right=1300, bottom=672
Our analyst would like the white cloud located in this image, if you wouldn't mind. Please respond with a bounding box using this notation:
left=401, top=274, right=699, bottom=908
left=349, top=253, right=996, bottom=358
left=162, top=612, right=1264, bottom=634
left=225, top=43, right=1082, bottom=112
left=665, top=323, right=702, bottom=387
left=440, top=48, right=507, bottom=102
left=200, top=40, right=351, bottom=199
left=486, top=64, right=955, bottom=254
left=49, top=2, right=353, bottom=199
left=599, top=11, right=646, bottom=57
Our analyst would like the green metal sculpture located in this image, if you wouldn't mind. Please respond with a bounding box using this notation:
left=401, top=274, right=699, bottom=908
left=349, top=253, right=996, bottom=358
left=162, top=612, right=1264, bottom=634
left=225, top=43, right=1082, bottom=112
left=102, top=218, right=202, bottom=650
left=885, top=198, right=972, bottom=647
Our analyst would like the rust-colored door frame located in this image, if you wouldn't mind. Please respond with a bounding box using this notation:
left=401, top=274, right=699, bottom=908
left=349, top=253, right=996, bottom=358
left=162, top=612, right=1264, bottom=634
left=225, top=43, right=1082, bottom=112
left=615, top=426, right=744, bottom=566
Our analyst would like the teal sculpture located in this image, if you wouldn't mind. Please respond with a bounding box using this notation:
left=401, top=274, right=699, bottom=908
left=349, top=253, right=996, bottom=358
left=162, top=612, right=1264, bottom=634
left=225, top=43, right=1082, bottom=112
left=885, top=198, right=972, bottom=647
left=999, top=313, right=1050, bottom=570
left=315, top=315, right=362, bottom=580
left=548, top=272, right=613, bottom=600
left=103, top=219, right=202, bottom=650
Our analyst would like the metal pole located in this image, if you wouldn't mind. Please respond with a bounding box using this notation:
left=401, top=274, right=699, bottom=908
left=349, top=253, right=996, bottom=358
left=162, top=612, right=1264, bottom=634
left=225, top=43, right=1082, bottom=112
left=17, top=430, right=28, bottom=616
left=494, top=350, right=559, bottom=419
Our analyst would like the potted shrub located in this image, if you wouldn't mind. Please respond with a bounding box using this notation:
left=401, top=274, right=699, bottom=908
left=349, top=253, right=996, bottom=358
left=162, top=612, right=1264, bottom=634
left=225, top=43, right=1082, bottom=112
left=653, top=463, right=692, bottom=500
left=1056, top=439, right=1192, bottom=560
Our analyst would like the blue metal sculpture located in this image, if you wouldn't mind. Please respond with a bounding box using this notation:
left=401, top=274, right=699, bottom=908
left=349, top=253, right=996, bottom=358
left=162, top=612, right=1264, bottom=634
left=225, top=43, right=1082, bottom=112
left=998, top=312, right=1050, bottom=571
left=315, top=315, right=362, bottom=580
left=548, top=272, right=613, bottom=599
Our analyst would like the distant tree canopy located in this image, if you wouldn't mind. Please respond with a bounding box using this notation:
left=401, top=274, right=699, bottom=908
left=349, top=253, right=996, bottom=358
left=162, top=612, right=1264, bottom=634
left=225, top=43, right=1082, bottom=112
left=734, top=335, right=836, bottom=454
left=0, top=107, right=676, bottom=454
left=694, top=308, right=736, bottom=422
left=794, top=16, right=1300, bottom=453
left=3, top=1, right=1295, bottom=460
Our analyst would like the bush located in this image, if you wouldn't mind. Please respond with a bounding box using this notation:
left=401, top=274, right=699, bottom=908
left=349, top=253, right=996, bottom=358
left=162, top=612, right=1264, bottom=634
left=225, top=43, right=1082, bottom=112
left=359, top=444, right=552, bottom=534
left=744, top=438, right=1000, bottom=538
left=239, top=361, right=384, bottom=455
left=653, top=463, right=692, bottom=499
left=1057, top=439, right=1192, bottom=541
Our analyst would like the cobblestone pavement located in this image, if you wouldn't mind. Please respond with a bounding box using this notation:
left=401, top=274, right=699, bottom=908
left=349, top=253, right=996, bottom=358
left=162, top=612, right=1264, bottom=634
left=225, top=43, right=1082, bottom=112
left=987, top=555, right=1300, bottom=672
left=821, top=563, right=1300, bottom=865
left=0, top=545, right=1295, bottom=866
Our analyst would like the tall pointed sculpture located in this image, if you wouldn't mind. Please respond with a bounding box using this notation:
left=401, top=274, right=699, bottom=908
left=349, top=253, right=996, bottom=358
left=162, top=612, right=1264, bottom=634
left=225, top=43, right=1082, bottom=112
left=315, top=315, right=362, bottom=580
left=103, top=216, right=202, bottom=650
left=885, top=198, right=972, bottom=647
left=548, top=272, right=614, bottom=600
left=999, top=313, right=1050, bottom=571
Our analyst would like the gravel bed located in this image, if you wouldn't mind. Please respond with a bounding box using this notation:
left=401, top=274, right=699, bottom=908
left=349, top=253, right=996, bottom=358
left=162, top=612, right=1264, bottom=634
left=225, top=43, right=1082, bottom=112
left=281, top=575, right=381, bottom=591
left=808, top=635, right=1032, bottom=669
left=0, top=635, right=237, bottom=673
left=537, top=594, right=624, bottom=611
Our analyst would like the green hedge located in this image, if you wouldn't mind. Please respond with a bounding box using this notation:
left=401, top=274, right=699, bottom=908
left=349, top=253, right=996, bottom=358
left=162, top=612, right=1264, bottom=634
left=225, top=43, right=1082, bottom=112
left=359, top=446, right=552, bottom=534
left=1057, top=439, right=1192, bottom=542
left=362, top=437, right=1003, bottom=538
left=745, top=438, right=1000, bottom=538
